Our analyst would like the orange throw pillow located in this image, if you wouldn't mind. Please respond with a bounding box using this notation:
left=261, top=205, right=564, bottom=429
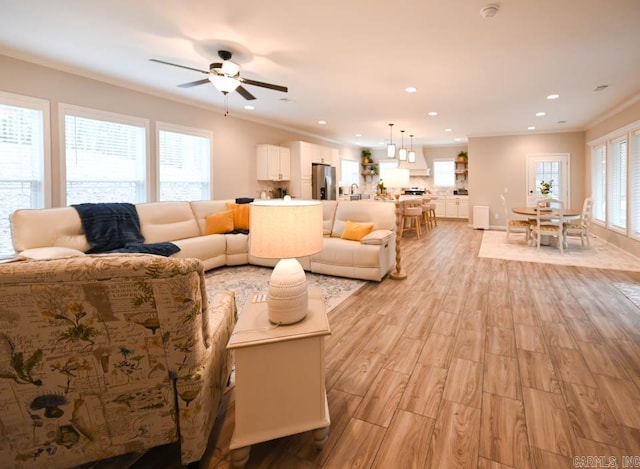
left=341, top=220, right=374, bottom=241
left=225, top=203, right=250, bottom=230
left=205, top=210, right=234, bottom=235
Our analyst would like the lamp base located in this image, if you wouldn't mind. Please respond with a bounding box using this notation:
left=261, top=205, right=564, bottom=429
left=268, top=258, right=308, bottom=324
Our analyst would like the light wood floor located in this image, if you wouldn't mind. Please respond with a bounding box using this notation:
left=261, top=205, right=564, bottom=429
left=98, top=220, right=640, bottom=468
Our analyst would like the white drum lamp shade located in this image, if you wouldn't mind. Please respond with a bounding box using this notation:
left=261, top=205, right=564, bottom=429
left=250, top=199, right=323, bottom=324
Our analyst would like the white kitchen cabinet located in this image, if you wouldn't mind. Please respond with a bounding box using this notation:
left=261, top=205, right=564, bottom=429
left=288, top=141, right=337, bottom=200
left=434, top=198, right=446, bottom=218
left=444, top=196, right=469, bottom=218
left=257, top=144, right=290, bottom=181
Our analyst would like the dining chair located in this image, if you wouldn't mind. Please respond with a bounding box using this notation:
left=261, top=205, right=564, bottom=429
left=400, top=198, right=423, bottom=238
left=530, top=197, right=564, bottom=253
left=563, top=196, right=593, bottom=247
left=500, top=194, right=531, bottom=240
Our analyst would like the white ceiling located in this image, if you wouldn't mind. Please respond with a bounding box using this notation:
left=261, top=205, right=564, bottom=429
left=1, top=0, right=639, bottom=148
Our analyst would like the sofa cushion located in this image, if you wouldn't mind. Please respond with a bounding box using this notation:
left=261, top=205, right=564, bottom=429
left=341, top=221, right=374, bottom=241
left=331, top=200, right=396, bottom=238
left=205, top=210, right=234, bottom=235
left=136, top=201, right=201, bottom=243
left=360, top=229, right=394, bottom=245
left=312, top=237, right=386, bottom=268
left=190, top=200, right=234, bottom=235
left=322, top=200, right=338, bottom=236
left=225, top=203, right=250, bottom=230
left=10, top=206, right=91, bottom=252
left=21, top=246, right=87, bottom=260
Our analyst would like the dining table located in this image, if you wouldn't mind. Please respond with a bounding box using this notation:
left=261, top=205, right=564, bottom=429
left=511, top=206, right=581, bottom=247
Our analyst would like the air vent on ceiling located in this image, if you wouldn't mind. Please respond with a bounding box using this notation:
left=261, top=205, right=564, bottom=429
left=557, top=120, right=567, bottom=124
left=594, top=85, right=609, bottom=92
left=480, top=4, right=500, bottom=18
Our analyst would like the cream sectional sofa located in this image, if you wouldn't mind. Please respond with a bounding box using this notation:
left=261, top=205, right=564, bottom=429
left=10, top=199, right=397, bottom=281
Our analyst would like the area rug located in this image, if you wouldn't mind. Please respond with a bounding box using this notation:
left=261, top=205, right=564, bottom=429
left=205, top=265, right=366, bottom=314
left=478, top=230, right=640, bottom=272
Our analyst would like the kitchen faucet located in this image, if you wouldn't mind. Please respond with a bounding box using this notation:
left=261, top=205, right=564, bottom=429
left=350, top=183, right=359, bottom=194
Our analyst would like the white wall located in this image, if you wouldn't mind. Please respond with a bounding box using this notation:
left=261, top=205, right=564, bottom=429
left=468, top=132, right=586, bottom=227
left=0, top=54, right=356, bottom=205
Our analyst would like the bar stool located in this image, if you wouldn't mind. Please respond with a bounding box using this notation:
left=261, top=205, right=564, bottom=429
left=400, top=198, right=423, bottom=238
left=422, top=197, right=437, bottom=230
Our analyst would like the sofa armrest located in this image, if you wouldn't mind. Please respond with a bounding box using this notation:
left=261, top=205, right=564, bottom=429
left=360, top=229, right=394, bottom=245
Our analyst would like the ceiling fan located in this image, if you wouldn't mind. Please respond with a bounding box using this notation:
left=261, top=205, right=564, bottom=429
left=150, top=50, right=288, bottom=101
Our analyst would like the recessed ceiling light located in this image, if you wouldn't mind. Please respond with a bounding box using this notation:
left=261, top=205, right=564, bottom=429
left=378, top=141, right=386, bottom=145
left=454, top=138, right=462, bottom=142
left=428, top=111, right=438, bottom=116
left=318, top=120, right=327, bottom=125
left=535, top=112, right=546, bottom=117
left=355, top=133, right=362, bottom=137
left=547, top=94, right=559, bottom=100
left=244, top=105, right=255, bottom=110
left=444, top=128, right=452, bottom=132
left=405, top=87, right=417, bottom=93
left=528, top=126, right=536, bottom=130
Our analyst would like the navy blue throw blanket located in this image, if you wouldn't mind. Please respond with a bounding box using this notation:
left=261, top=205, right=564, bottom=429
left=73, top=203, right=180, bottom=256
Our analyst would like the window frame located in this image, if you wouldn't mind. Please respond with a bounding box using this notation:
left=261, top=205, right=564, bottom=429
left=339, top=158, right=360, bottom=187
left=606, top=136, right=628, bottom=234
left=590, top=144, right=606, bottom=226
left=588, top=119, right=640, bottom=242
left=59, top=103, right=150, bottom=205
left=0, top=91, right=51, bottom=258
left=432, top=158, right=456, bottom=188
left=630, top=128, right=640, bottom=241
left=156, top=121, right=213, bottom=201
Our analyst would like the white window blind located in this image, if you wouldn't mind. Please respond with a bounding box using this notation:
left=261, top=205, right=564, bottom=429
left=591, top=144, right=606, bottom=222
left=158, top=124, right=211, bottom=201
left=0, top=93, right=49, bottom=257
left=63, top=106, right=147, bottom=205
left=630, top=129, right=640, bottom=239
left=340, top=159, right=359, bottom=187
left=433, top=159, right=455, bottom=187
left=607, top=137, right=627, bottom=231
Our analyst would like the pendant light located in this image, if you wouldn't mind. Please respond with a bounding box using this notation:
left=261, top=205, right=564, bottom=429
left=387, top=123, right=396, bottom=158
left=398, top=130, right=407, bottom=161
left=408, top=134, right=416, bottom=163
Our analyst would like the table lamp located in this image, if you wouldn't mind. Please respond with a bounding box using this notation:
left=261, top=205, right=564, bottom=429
left=250, top=198, right=323, bottom=324
left=381, top=168, right=410, bottom=280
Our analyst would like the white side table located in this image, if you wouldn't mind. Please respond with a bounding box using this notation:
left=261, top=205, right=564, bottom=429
left=227, top=287, right=331, bottom=467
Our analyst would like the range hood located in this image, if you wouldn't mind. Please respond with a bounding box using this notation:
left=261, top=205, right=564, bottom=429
left=398, top=147, right=430, bottom=176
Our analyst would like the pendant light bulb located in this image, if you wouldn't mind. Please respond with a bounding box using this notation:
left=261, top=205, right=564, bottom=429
left=398, top=130, right=407, bottom=161
left=387, top=123, right=396, bottom=158
left=408, top=134, right=416, bottom=163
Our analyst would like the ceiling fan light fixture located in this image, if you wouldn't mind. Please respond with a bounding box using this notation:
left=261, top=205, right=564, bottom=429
left=387, top=123, right=396, bottom=158
left=220, top=60, right=240, bottom=77
left=210, top=75, right=240, bottom=94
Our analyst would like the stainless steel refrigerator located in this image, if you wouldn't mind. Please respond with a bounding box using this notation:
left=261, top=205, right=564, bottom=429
left=311, top=163, right=336, bottom=200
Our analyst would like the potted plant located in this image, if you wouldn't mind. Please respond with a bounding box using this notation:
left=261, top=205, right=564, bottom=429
left=539, top=179, right=553, bottom=196
left=457, top=151, right=468, bottom=163
left=361, top=148, right=372, bottom=164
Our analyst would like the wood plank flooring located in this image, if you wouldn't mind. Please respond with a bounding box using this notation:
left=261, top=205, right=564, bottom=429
left=91, top=221, right=640, bottom=469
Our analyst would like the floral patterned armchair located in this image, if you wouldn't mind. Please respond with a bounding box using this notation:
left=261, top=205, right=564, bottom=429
left=0, top=254, right=236, bottom=468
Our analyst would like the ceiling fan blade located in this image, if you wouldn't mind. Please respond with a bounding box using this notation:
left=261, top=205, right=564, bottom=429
left=177, top=78, right=211, bottom=88
left=239, top=77, right=288, bottom=93
left=236, top=86, right=256, bottom=100
left=149, top=58, right=209, bottom=75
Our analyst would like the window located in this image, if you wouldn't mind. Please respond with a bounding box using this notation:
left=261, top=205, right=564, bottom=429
left=0, top=92, right=50, bottom=257
left=631, top=130, right=640, bottom=239
left=158, top=123, right=211, bottom=201
left=591, top=144, right=606, bottom=223
left=378, top=160, right=398, bottom=185
left=340, top=159, right=359, bottom=187
left=61, top=104, right=148, bottom=205
left=607, top=137, right=627, bottom=232
left=433, top=159, right=455, bottom=187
